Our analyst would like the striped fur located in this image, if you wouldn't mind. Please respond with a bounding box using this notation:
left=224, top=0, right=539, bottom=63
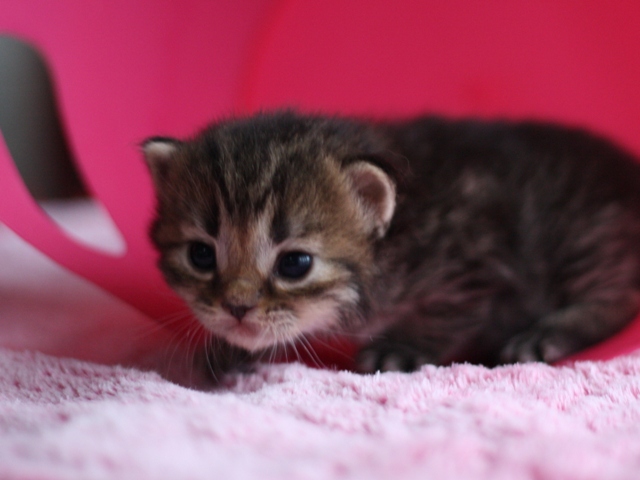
left=145, top=111, right=640, bottom=372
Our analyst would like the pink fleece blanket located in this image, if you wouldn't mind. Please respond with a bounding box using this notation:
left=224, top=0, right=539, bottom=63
left=3, top=202, right=640, bottom=479
left=2, top=348, right=640, bottom=479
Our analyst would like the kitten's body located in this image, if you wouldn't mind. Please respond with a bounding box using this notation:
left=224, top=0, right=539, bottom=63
left=144, top=112, right=640, bottom=372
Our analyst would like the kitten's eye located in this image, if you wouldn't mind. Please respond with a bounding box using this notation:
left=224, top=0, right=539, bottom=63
left=276, top=251, right=313, bottom=280
left=188, top=242, right=216, bottom=271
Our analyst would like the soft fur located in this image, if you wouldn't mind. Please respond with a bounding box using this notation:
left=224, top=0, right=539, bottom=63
left=144, top=111, right=640, bottom=372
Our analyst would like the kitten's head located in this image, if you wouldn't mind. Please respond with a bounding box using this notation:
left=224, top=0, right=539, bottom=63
left=143, top=111, right=396, bottom=351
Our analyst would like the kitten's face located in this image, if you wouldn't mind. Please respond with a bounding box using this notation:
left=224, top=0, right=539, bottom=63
left=144, top=113, right=395, bottom=351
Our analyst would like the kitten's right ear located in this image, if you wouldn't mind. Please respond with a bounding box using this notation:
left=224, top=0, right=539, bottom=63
left=344, top=161, right=397, bottom=239
left=142, top=137, right=181, bottom=184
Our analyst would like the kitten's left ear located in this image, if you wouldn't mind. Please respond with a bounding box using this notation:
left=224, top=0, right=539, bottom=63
left=344, top=162, right=396, bottom=238
left=141, top=137, right=181, bottom=185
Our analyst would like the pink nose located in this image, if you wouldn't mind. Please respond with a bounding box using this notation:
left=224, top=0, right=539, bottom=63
left=222, top=302, right=254, bottom=321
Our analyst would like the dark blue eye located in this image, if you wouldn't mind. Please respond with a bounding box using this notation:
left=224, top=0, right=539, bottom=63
left=189, top=242, right=216, bottom=271
left=277, top=252, right=312, bottom=279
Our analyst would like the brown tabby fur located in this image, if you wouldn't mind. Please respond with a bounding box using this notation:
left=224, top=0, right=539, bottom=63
left=144, top=111, right=640, bottom=372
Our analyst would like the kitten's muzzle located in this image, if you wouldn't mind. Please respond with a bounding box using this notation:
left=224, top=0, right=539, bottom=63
left=222, top=278, right=262, bottom=321
left=221, top=302, right=255, bottom=321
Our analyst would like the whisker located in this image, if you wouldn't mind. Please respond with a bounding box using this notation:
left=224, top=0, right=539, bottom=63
left=184, top=324, right=202, bottom=386
left=203, top=335, right=220, bottom=383
left=281, top=333, right=290, bottom=364
left=288, top=333, right=303, bottom=365
left=297, top=335, right=325, bottom=369
left=267, top=340, right=277, bottom=365
left=302, top=333, right=354, bottom=361
left=131, top=309, right=195, bottom=343
left=162, top=318, right=199, bottom=377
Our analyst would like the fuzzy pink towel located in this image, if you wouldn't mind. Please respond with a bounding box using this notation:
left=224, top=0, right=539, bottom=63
left=2, top=348, right=640, bottom=480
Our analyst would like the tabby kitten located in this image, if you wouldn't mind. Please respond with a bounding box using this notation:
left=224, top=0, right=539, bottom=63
left=143, top=111, right=640, bottom=372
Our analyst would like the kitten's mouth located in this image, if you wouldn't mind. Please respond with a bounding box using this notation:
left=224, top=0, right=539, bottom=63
left=222, top=323, right=282, bottom=351
left=196, top=308, right=312, bottom=352
left=204, top=315, right=287, bottom=351
left=228, top=322, right=260, bottom=338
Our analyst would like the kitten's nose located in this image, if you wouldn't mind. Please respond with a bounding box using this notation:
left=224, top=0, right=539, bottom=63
left=223, top=278, right=261, bottom=320
left=222, top=302, right=254, bottom=321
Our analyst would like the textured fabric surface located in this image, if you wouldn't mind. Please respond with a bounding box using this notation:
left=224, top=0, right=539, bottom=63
left=2, top=200, right=640, bottom=479
left=2, top=347, right=640, bottom=480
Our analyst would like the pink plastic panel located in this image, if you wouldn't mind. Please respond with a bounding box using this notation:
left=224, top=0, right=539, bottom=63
left=242, top=0, right=640, bottom=362
left=243, top=1, right=640, bottom=155
left=0, top=0, right=273, bottom=325
left=2, top=0, right=640, bottom=363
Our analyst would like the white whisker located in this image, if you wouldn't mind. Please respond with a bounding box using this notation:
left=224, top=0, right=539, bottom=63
left=297, top=335, right=325, bottom=369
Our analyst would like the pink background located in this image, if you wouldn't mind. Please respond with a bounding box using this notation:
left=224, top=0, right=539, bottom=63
left=1, top=0, right=640, bottom=362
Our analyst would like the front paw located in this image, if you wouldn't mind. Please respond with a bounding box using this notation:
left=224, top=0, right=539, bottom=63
left=356, top=341, right=432, bottom=373
left=500, top=328, right=577, bottom=364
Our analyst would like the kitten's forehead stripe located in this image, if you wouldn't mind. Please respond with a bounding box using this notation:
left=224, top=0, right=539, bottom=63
left=214, top=134, right=284, bottom=220
left=270, top=159, right=299, bottom=196
left=204, top=215, right=219, bottom=238
left=254, top=190, right=272, bottom=216
left=202, top=135, right=234, bottom=217
left=270, top=206, right=290, bottom=244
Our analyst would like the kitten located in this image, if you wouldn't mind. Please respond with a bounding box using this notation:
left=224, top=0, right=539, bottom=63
left=143, top=111, right=640, bottom=372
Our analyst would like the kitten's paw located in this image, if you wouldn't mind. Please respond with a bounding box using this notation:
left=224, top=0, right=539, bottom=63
left=356, top=342, right=432, bottom=373
left=500, top=328, right=576, bottom=364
